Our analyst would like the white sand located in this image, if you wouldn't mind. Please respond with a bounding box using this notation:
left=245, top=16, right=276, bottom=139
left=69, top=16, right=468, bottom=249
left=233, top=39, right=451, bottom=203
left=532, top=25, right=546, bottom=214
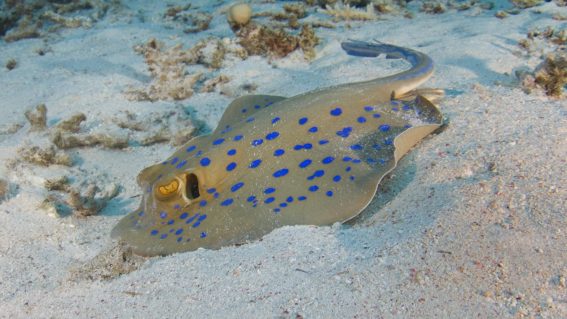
left=0, top=1, right=565, bottom=318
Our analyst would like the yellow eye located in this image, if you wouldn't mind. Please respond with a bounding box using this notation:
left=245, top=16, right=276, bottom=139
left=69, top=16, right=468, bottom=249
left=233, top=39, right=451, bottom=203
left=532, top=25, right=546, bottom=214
left=157, top=179, right=179, bottom=197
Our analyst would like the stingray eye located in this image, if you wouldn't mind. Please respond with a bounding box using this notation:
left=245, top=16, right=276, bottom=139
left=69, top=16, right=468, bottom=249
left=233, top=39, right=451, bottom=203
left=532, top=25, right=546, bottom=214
left=156, top=179, right=180, bottom=199
left=185, top=173, right=200, bottom=199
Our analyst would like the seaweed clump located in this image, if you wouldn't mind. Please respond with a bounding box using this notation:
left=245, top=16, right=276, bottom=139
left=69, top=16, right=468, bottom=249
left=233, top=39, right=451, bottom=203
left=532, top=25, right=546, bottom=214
left=320, top=2, right=378, bottom=21
left=236, top=24, right=320, bottom=60
left=0, top=0, right=119, bottom=42
left=227, top=3, right=320, bottom=60
left=516, top=26, right=566, bottom=97
left=126, top=37, right=248, bottom=101
left=0, top=178, right=10, bottom=202
left=125, top=38, right=203, bottom=102
left=533, top=51, right=567, bottom=97
left=25, top=104, right=48, bottom=132
left=42, top=179, right=120, bottom=217
left=163, top=4, right=212, bottom=34
left=5, top=59, right=17, bottom=70
left=510, top=0, right=544, bottom=8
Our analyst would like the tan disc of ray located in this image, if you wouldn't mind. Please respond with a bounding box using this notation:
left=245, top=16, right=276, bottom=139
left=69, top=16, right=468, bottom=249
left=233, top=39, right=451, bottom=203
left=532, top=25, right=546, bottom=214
left=112, top=41, right=445, bottom=256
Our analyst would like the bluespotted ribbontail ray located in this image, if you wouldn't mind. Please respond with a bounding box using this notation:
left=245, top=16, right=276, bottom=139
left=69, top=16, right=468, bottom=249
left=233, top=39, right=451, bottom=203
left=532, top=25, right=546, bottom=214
left=112, top=41, right=444, bottom=256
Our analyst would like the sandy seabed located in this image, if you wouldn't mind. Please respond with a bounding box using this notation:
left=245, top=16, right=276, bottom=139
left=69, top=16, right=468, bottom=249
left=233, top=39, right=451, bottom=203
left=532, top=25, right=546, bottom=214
left=0, top=0, right=565, bottom=318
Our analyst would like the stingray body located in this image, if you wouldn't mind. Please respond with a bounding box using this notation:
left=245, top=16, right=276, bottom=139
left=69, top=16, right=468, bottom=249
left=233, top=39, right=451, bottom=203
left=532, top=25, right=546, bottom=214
left=112, top=41, right=444, bottom=256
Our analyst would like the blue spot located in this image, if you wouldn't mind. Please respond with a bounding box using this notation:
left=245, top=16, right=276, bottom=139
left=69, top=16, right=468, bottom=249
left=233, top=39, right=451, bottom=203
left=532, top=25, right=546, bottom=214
left=177, top=237, right=183, bottom=243
left=254, top=104, right=261, bottom=109
left=274, top=149, right=285, bottom=157
left=384, top=137, right=394, bottom=145
left=246, top=117, right=255, bottom=123
left=200, top=232, right=207, bottom=238
left=266, top=131, right=280, bottom=140
left=373, top=113, right=381, bottom=118
left=160, top=234, right=168, bottom=239
left=231, top=182, right=244, bottom=192
left=350, top=176, right=355, bottom=181
left=249, top=159, right=262, bottom=168
left=346, top=166, right=352, bottom=172
left=319, top=139, right=329, bottom=145
left=336, top=127, right=353, bottom=138
left=200, top=157, right=211, bottom=167
left=352, top=159, right=362, bottom=164
left=274, top=208, right=281, bottom=213
left=357, top=116, right=367, bottom=123
left=343, top=156, right=352, bottom=162
left=221, top=198, right=233, bottom=206
left=150, top=229, right=159, bottom=236
left=252, top=139, right=263, bottom=146
left=322, top=156, right=335, bottom=164
left=299, top=159, right=312, bottom=168
left=198, top=214, right=207, bottom=222
left=227, top=149, right=237, bottom=156
left=333, top=175, right=341, bottom=182
left=350, top=144, right=363, bottom=151
left=364, top=106, right=374, bottom=112
left=304, top=143, right=313, bottom=149
left=180, top=212, right=189, bottom=219
left=265, top=197, right=275, bottom=204
left=173, top=204, right=181, bottom=209
left=167, top=219, right=174, bottom=225
left=326, top=190, right=334, bottom=197
left=294, top=144, right=303, bottom=151
left=247, top=195, right=256, bottom=202
left=330, top=108, right=342, bottom=116
left=186, top=145, right=196, bottom=153
left=170, top=157, right=178, bottom=165
left=199, top=200, right=207, bottom=207
left=308, top=170, right=325, bottom=180
left=264, top=187, right=276, bottom=194
left=299, top=117, right=308, bottom=125
left=175, top=228, right=184, bottom=235
left=186, top=214, right=199, bottom=224
left=206, top=188, right=216, bottom=194
left=286, top=196, right=294, bottom=203
left=403, top=104, right=412, bottom=111
left=271, top=117, right=280, bottom=124
left=309, top=185, right=319, bottom=192
left=213, top=138, right=225, bottom=145
left=160, top=211, right=167, bottom=219
left=392, top=107, right=399, bottom=112
left=404, top=124, right=412, bottom=129
left=273, top=168, right=289, bottom=178
left=226, top=162, right=237, bottom=171
left=308, top=126, right=318, bottom=133
left=195, top=150, right=203, bottom=157
left=298, top=196, right=307, bottom=201
left=176, top=160, right=187, bottom=169
left=234, top=134, right=243, bottom=141
left=241, top=108, right=247, bottom=113
left=279, top=202, right=287, bottom=208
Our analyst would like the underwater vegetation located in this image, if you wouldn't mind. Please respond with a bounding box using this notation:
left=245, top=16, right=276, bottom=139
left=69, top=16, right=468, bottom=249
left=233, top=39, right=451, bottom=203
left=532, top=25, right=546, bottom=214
left=7, top=102, right=199, bottom=218
left=517, top=26, right=567, bottom=97
left=0, top=0, right=120, bottom=42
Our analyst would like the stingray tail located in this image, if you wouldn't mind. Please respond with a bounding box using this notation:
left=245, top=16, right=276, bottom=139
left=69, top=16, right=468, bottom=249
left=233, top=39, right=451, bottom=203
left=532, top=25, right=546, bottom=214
left=341, top=40, right=435, bottom=97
